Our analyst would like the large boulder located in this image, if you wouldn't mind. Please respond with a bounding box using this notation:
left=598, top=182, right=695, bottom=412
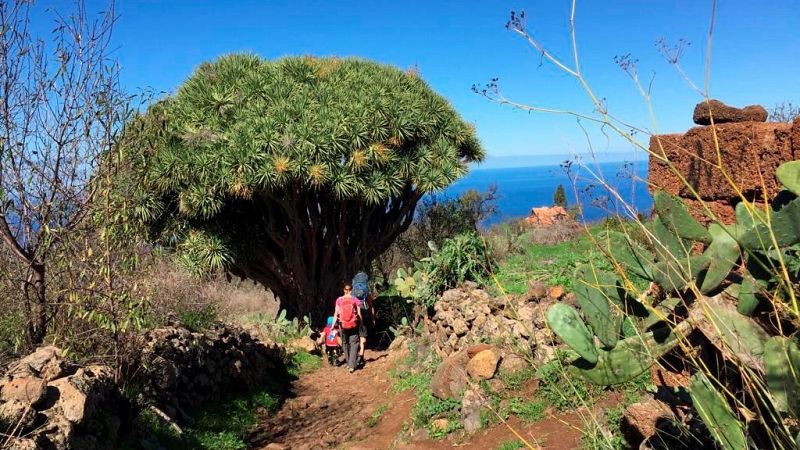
left=430, top=351, right=469, bottom=400
left=0, top=348, right=127, bottom=450
left=692, top=99, right=767, bottom=125
left=466, top=348, right=500, bottom=381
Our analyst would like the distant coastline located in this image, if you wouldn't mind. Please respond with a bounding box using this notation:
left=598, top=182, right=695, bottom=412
left=445, top=160, right=652, bottom=225
left=472, top=151, right=649, bottom=171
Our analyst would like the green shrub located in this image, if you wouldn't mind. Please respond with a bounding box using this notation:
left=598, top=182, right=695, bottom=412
left=288, top=351, right=321, bottom=377
left=499, top=367, right=536, bottom=391
left=535, top=355, right=603, bottom=412
left=497, top=439, right=524, bottom=450
left=394, top=231, right=495, bottom=309
left=508, top=397, right=546, bottom=422
left=179, top=304, right=219, bottom=332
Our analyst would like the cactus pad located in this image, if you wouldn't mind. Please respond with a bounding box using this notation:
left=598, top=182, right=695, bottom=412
left=546, top=303, right=599, bottom=364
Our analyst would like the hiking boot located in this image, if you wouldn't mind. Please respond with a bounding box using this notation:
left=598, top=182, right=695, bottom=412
left=358, top=355, right=365, bottom=367
left=348, top=367, right=355, bottom=373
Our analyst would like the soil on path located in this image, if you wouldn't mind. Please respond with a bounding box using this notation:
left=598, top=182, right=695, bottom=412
left=249, top=349, right=402, bottom=449
left=249, top=348, right=601, bottom=450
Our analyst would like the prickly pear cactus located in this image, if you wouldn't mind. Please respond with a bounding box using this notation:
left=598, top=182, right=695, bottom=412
left=699, top=224, right=740, bottom=293
left=573, top=265, right=621, bottom=348
left=569, top=320, right=694, bottom=386
left=765, top=336, right=800, bottom=416
left=546, top=303, right=599, bottom=364
left=776, top=160, right=800, bottom=196
left=653, top=191, right=712, bottom=244
left=599, top=230, right=653, bottom=279
left=738, top=193, right=800, bottom=250
left=689, top=373, right=747, bottom=450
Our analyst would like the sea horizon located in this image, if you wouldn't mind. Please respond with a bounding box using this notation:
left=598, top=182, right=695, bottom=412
left=444, top=160, right=653, bottom=226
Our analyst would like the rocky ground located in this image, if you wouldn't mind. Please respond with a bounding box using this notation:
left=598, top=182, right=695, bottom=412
left=247, top=280, right=630, bottom=450
left=247, top=344, right=620, bottom=450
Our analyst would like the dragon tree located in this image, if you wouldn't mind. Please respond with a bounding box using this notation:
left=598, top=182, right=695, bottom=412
left=118, top=54, right=483, bottom=321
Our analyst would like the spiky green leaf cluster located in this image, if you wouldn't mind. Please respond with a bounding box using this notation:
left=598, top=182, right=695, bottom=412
left=117, top=54, right=483, bottom=277
left=124, top=54, right=481, bottom=216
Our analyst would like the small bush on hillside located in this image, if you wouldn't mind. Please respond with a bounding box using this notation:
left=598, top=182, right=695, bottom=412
left=241, top=309, right=312, bottom=344
left=426, top=232, right=495, bottom=292
left=375, top=187, right=498, bottom=285
left=180, top=304, right=220, bottom=332
left=769, top=101, right=800, bottom=122
left=485, top=219, right=531, bottom=260
left=394, top=232, right=495, bottom=310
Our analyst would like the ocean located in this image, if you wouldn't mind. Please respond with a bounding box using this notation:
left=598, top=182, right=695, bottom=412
left=442, top=161, right=653, bottom=226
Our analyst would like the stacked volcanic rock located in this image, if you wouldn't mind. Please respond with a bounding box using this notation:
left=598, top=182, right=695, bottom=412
left=137, top=323, right=287, bottom=417
left=0, top=346, right=127, bottom=450
left=429, top=281, right=566, bottom=364
left=649, top=99, right=800, bottom=223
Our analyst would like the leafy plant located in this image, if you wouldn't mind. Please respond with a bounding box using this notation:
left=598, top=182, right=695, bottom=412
left=507, top=397, right=546, bottom=422
left=393, top=232, right=494, bottom=310
left=288, top=351, right=321, bottom=377
left=179, top=304, right=219, bottom=332
left=543, top=161, right=800, bottom=449
left=497, top=440, right=524, bottom=450
left=367, top=403, right=389, bottom=428
left=244, top=309, right=312, bottom=344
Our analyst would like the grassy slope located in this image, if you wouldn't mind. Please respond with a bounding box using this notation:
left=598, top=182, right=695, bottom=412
left=491, top=223, right=613, bottom=294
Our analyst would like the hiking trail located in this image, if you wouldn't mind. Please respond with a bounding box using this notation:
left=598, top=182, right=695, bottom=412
left=248, top=348, right=599, bottom=450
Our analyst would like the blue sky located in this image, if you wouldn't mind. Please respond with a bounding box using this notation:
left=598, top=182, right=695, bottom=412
left=35, top=1, right=800, bottom=167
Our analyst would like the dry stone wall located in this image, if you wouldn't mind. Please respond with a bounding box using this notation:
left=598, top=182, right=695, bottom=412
left=429, top=281, right=565, bottom=365
left=649, top=99, right=800, bottom=223
left=0, top=324, right=288, bottom=449
left=137, top=323, right=288, bottom=417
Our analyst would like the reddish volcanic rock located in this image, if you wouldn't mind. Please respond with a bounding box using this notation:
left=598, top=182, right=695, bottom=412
left=692, top=99, right=767, bottom=125
left=648, top=122, right=797, bottom=219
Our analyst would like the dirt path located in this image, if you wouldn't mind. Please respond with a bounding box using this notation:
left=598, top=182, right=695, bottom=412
left=249, top=349, right=401, bottom=450
left=249, top=349, right=602, bottom=450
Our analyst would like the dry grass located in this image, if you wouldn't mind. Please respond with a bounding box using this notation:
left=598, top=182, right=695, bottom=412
left=141, top=259, right=280, bottom=326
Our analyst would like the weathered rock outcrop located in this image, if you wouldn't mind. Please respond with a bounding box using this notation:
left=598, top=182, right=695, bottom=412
left=137, top=323, right=287, bottom=416
left=692, top=99, right=768, bottom=125
left=0, top=347, right=128, bottom=450
left=649, top=100, right=800, bottom=223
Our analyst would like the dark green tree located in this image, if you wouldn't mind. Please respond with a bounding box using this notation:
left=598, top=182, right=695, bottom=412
left=119, top=55, right=483, bottom=321
left=553, top=184, right=567, bottom=208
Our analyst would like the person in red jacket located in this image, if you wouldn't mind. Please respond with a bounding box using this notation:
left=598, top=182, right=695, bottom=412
left=333, top=283, right=363, bottom=372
